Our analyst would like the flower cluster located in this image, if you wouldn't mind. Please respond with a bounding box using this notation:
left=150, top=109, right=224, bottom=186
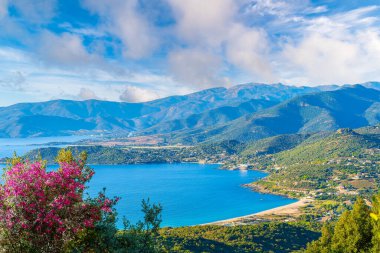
left=0, top=157, right=118, bottom=251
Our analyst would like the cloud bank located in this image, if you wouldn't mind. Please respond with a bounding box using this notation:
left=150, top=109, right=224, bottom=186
left=0, top=0, right=380, bottom=105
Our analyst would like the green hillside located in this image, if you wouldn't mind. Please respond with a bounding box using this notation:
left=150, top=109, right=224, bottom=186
left=240, top=133, right=312, bottom=157
left=248, top=129, right=380, bottom=198
left=272, top=129, right=380, bottom=166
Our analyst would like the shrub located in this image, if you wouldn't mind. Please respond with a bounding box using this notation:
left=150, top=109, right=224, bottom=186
left=0, top=150, right=118, bottom=252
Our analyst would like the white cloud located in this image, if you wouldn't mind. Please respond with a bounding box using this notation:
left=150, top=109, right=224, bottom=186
left=119, top=86, right=160, bottom=102
left=280, top=6, right=380, bottom=85
left=245, top=0, right=300, bottom=16
left=241, top=0, right=327, bottom=30
left=282, top=34, right=360, bottom=84
left=82, top=0, right=158, bottom=59
left=304, top=6, right=379, bottom=36
left=166, top=0, right=273, bottom=84
left=0, top=71, right=26, bottom=91
left=38, top=32, right=97, bottom=67
left=167, top=0, right=236, bottom=47
left=0, top=48, right=32, bottom=93
left=35, top=31, right=129, bottom=77
left=225, top=24, right=273, bottom=82
left=0, top=47, right=29, bottom=62
left=243, top=0, right=326, bottom=17
left=168, top=48, right=226, bottom=88
left=0, top=46, right=187, bottom=106
left=78, top=88, right=100, bottom=100
left=2, top=0, right=380, bottom=105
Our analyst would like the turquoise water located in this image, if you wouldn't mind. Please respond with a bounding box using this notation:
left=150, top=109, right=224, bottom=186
left=0, top=137, right=296, bottom=227
left=0, top=136, right=94, bottom=158
left=79, top=163, right=295, bottom=227
left=0, top=162, right=295, bottom=227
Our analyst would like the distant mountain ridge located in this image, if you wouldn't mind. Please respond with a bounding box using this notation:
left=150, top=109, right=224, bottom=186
left=170, top=84, right=380, bottom=143
left=0, top=82, right=379, bottom=139
left=0, top=83, right=325, bottom=138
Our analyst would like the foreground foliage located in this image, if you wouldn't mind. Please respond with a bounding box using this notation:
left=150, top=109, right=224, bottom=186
left=0, top=149, right=162, bottom=253
left=303, top=195, right=380, bottom=253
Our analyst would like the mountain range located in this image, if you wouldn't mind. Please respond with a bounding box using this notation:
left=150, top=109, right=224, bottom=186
left=172, top=84, right=380, bottom=143
left=1, top=82, right=380, bottom=142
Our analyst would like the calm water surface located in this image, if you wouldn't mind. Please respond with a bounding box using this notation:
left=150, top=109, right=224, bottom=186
left=82, top=163, right=295, bottom=227
left=0, top=137, right=296, bottom=227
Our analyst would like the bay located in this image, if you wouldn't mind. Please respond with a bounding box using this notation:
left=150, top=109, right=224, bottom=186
left=0, top=137, right=296, bottom=228
left=80, top=163, right=295, bottom=227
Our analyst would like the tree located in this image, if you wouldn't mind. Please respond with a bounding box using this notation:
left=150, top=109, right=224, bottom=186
left=331, top=197, right=372, bottom=252
left=370, top=193, right=380, bottom=252
left=69, top=198, right=163, bottom=253
left=304, top=197, right=373, bottom=253
left=303, top=223, right=333, bottom=253
left=118, top=199, right=163, bottom=252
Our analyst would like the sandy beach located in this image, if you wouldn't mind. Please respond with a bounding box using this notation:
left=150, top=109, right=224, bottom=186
left=204, top=197, right=314, bottom=226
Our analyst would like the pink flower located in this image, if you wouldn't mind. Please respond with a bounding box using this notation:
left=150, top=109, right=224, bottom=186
left=0, top=159, right=119, bottom=246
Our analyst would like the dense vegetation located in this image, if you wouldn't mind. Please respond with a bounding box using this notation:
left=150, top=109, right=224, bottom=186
left=246, top=129, right=380, bottom=201
left=301, top=195, right=380, bottom=253
left=266, top=129, right=379, bottom=166
left=24, top=146, right=194, bottom=164
left=240, top=133, right=312, bottom=157
left=160, top=223, right=320, bottom=253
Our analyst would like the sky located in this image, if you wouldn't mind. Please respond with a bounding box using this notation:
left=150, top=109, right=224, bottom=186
left=1, top=0, right=380, bottom=106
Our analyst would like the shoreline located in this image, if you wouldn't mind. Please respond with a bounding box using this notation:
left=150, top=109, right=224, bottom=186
left=203, top=197, right=314, bottom=226
left=1, top=150, right=312, bottom=226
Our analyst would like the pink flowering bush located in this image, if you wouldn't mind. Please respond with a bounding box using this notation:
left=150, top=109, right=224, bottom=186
left=0, top=150, right=118, bottom=252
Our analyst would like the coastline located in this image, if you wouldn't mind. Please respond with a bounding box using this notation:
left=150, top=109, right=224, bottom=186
left=203, top=197, right=313, bottom=226
left=1, top=147, right=314, bottom=227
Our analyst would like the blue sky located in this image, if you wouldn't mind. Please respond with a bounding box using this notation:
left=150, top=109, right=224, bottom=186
left=1, top=0, right=380, bottom=106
